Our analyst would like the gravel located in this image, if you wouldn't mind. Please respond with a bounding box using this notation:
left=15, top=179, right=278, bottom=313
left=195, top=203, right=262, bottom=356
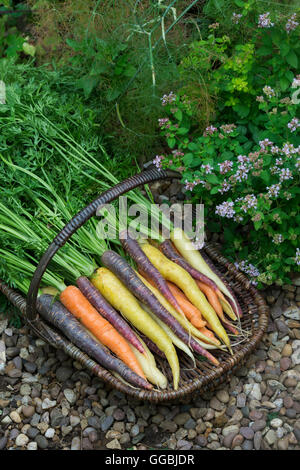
left=0, top=256, right=300, bottom=450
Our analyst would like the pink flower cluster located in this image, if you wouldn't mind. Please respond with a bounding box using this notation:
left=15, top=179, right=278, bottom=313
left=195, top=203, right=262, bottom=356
left=220, top=124, right=236, bottom=134
left=161, top=92, right=176, bottom=106
left=201, top=163, right=213, bottom=174
left=184, top=179, right=204, bottom=191
left=215, top=201, right=235, bottom=219
left=158, top=118, right=170, bottom=128
left=258, top=12, right=274, bottom=29
left=286, top=13, right=299, bottom=33
left=240, top=194, right=258, bottom=213
left=232, top=12, right=242, bottom=24
left=296, top=248, right=300, bottom=266
left=203, top=125, right=218, bottom=136
left=219, top=160, right=233, bottom=174
left=288, top=118, right=299, bottom=133
left=272, top=234, right=283, bottom=244
left=266, top=183, right=281, bottom=198
left=262, top=86, right=275, bottom=98
left=292, top=75, right=300, bottom=88
left=153, top=155, right=164, bottom=169
left=234, top=260, right=260, bottom=285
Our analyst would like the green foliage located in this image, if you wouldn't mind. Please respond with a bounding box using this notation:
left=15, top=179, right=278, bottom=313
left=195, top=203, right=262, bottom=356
left=157, top=83, right=300, bottom=287
left=0, top=59, right=134, bottom=201
left=0, top=2, right=34, bottom=59
left=67, top=37, right=137, bottom=101
left=177, top=4, right=300, bottom=128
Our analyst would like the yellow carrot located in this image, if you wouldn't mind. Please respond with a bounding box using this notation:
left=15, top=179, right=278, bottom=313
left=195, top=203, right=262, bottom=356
left=128, top=335, right=168, bottom=389
left=91, top=268, right=180, bottom=390
left=140, top=243, right=231, bottom=348
left=137, top=272, right=221, bottom=347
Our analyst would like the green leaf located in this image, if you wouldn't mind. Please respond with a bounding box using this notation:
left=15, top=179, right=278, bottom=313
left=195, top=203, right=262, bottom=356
left=174, top=109, right=183, bottom=121
left=280, top=42, right=290, bottom=58
left=234, top=0, right=245, bottom=7
left=22, top=42, right=36, bottom=57
left=286, top=50, right=298, bottom=68
left=188, top=142, right=200, bottom=151
left=279, top=76, right=290, bottom=91
left=210, top=186, right=219, bottom=195
left=260, top=170, right=270, bottom=184
left=285, top=70, right=294, bottom=82
left=233, top=103, right=250, bottom=118
left=183, top=153, right=194, bottom=166
left=206, top=173, right=219, bottom=184
left=271, top=29, right=282, bottom=47
left=220, top=151, right=234, bottom=160
left=256, top=46, right=272, bottom=57
left=76, top=75, right=99, bottom=98
left=167, top=137, right=176, bottom=148
left=254, top=220, right=263, bottom=230
left=66, top=38, right=83, bottom=52
left=106, top=87, right=122, bottom=102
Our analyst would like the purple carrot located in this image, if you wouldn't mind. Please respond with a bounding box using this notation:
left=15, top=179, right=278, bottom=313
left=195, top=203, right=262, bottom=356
left=160, top=240, right=219, bottom=291
left=76, top=276, right=144, bottom=354
left=37, top=294, right=152, bottom=390
left=119, top=229, right=185, bottom=316
left=139, top=334, right=165, bottom=358
left=200, top=250, right=243, bottom=318
left=101, top=250, right=219, bottom=366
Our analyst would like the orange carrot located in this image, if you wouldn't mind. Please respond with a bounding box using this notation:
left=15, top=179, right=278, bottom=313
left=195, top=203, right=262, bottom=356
left=199, top=327, right=219, bottom=342
left=195, top=280, right=224, bottom=318
left=166, top=282, right=206, bottom=329
left=59, top=285, right=146, bottom=380
left=196, top=282, right=239, bottom=336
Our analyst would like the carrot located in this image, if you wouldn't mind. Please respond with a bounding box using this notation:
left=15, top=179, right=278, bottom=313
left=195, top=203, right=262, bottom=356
left=160, top=239, right=218, bottom=291
left=199, top=327, right=218, bottom=342
left=59, top=285, right=146, bottom=380
left=141, top=303, right=196, bottom=364
left=140, top=243, right=231, bottom=349
left=166, top=282, right=206, bottom=329
left=119, top=229, right=185, bottom=316
left=91, top=268, right=180, bottom=390
left=100, top=250, right=220, bottom=364
left=195, top=280, right=224, bottom=318
left=76, top=276, right=144, bottom=354
left=128, top=334, right=168, bottom=389
left=137, top=271, right=221, bottom=348
left=170, top=228, right=242, bottom=319
left=139, top=334, right=165, bottom=358
left=37, top=294, right=152, bottom=390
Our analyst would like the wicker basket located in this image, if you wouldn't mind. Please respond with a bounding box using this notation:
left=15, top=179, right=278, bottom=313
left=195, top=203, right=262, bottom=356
left=0, top=168, right=269, bottom=403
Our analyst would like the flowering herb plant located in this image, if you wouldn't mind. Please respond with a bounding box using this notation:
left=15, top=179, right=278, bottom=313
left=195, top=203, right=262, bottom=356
left=178, top=6, right=299, bottom=129
left=154, top=80, right=300, bottom=287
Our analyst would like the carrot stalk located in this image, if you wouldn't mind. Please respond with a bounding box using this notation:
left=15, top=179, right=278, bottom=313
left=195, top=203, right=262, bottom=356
left=59, top=285, right=146, bottom=380
left=100, top=250, right=220, bottom=365
left=119, top=229, right=185, bottom=317
left=76, top=276, right=144, bottom=354
left=37, top=294, right=152, bottom=390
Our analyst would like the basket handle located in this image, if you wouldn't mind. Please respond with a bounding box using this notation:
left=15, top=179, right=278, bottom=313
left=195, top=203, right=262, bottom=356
left=26, top=168, right=181, bottom=326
